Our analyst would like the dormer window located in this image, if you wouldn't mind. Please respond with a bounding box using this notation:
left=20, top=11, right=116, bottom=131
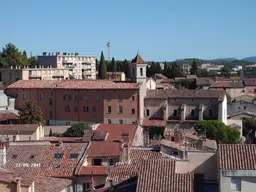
left=70, top=153, right=79, bottom=159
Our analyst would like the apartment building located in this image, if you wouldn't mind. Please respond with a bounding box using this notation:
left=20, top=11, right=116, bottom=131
left=38, top=52, right=96, bottom=80
left=0, top=66, right=69, bottom=85
left=7, top=54, right=148, bottom=126
left=144, top=89, right=227, bottom=125
left=241, top=64, right=256, bottom=79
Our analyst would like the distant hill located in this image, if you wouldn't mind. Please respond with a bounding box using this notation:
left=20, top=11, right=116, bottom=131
left=242, top=56, right=256, bottom=63
left=213, top=58, right=237, bottom=62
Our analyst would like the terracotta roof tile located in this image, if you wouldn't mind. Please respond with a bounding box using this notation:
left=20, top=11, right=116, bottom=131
left=7, top=80, right=138, bottom=89
left=146, top=89, right=226, bottom=100
left=78, top=166, right=108, bottom=175
left=107, top=149, right=165, bottom=183
left=5, top=143, right=87, bottom=177
left=96, top=124, right=137, bottom=142
left=142, top=119, right=166, bottom=127
left=196, top=77, right=214, bottom=86
left=210, top=81, right=245, bottom=88
left=0, top=169, right=71, bottom=192
left=86, top=142, right=120, bottom=157
left=131, top=54, right=146, bottom=64
left=83, top=130, right=107, bottom=141
left=0, top=112, right=19, bottom=121
left=136, top=159, right=194, bottom=192
left=0, top=124, right=39, bottom=135
left=219, top=144, right=256, bottom=170
left=244, top=78, right=256, bottom=86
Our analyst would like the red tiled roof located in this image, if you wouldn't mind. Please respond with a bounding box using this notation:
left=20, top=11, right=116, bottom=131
left=219, top=144, right=256, bottom=170
left=83, top=130, right=107, bottom=141
left=7, top=80, right=138, bottom=89
left=196, top=77, right=214, bottom=86
left=86, top=142, right=120, bottom=157
left=40, top=137, right=83, bottom=141
left=107, top=149, right=165, bottom=183
left=142, top=119, right=166, bottom=127
left=0, top=169, right=71, bottom=192
left=210, top=81, right=244, bottom=88
left=5, top=143, right=87, bottom=177
left=78, top=166, right=108, bottom=175
left=96, top=124, right=137, bottom=142
left=154, top=73, right=168, bottom=80
left=0, top=112, right=19, bottom=121
left=0, top=124, right=38, bottom=134
left=131, top=54, right=146, bottom=64
left=244, top=78, right=256, bottom=86
left=244, top=64, right=256, bottom=68
left=146, top=89, right=226, bottom=100
left=136, top=159, right=194, bottom=192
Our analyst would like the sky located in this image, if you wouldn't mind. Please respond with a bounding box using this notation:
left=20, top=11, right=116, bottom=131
left=0, top=0, right=256, bottom=61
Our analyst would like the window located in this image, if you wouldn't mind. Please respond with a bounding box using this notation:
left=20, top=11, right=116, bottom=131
left=85, top=96, right=89, bottom=103
left=74, top=106, right=78, bottom=112
left=146, top=109, right=150, bottom=116
left=173, top=109, right=177, bottom=117
left=83, top=106, right=89, bottom=112
left=50, top=89, right=53, bottom=97
left=40, top=94, right=43, bottom=100
left=54, top=153, right=63, bottom=159
left=97, top=95, right=101, bottom=101
left=231, top=178, right=241, bottom=191
left=92, top=159, right=102, bottom=166
left=108, top=106, right=112, bottom=113
left=109, top=159, right=114, bottom=166
left=132, top=109, right=135, bottom=114
left=70, top=153, right=79, bottom=159
left=140, top=67, right=143, bottom=76
left=63, top=95, right=66, bottom=100
left=108, top=119, right=112, bottom=124
left=74, top=95, right=77, bottom=100
left=28, top=136, right=32, bottom=141
left=119, top=95, right=123, bottom=102
left=191, top=109, right=195, bottom=117
left=244, top=106, right=246, bottom=110
left=209, top=109, right=213, bottom=117
left=131, top=96, right=135, bottom=101
left=49, top=99, right=52, bottom=106
left=119, top=106, right=123, bottom=113
left=92, top=106, right=96, bottom=112
left=67, top=106, right=70, bottom=112
left=30, top=94, right=32, bottom=100
left=22, top=94, right=25, bottom=100
left=49, top=111, right=52, bottom=118
left=119, top=119, right=123, bottom=124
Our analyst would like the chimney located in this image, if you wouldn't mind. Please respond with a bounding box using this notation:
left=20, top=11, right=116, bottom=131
left=89, top=173, right=95, bottom=192
left=174, top=129, right=183, bottom=144
left=0, top=142, right=6, bottom=167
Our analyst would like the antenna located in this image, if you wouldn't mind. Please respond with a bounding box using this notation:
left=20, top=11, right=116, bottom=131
left=107, top=41, right=110, bottom=62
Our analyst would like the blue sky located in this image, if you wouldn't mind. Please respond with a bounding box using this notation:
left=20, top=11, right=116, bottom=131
left=0, top=0, right=255, bottom=61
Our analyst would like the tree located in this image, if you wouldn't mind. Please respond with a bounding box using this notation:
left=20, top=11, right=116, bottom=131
left=190, top=60, right=198, bottom=75
left=195, top=120, right=241, bottom=144
left=163, top=61, right=168, bottom=76
left=243, top=118, right=256, bottom=136
left=49, top=128, right=53, bottom=136
left=221, top=65, right=231, bottom=77
left=28, top=56, right=38, bottom=68
left=123, top=59, right=129, bottom=78
left=19, top=100, right=43, bottom=124
left=169, top=62, right=184, bottom=78
left=111, top=57, right=117, bottom=72
left=63, top=123, right=91, bottom=137
left=0, top=43, right=26, bottom=67
left=98, top=51, right=107, bottom=79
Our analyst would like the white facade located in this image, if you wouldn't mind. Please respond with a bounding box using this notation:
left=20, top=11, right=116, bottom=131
left=38, top=52, right=96, bottom=80
left=218, top=94, right=227, bottom=125
left=219, top=170, right=256, bottom=192
left=146, top=78, right=156, bottom=90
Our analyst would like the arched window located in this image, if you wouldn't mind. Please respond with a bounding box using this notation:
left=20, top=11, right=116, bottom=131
left=140, top=68, right=143, bottom=76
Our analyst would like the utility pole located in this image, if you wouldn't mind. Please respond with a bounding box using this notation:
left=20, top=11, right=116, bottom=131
left=107, top=41, right=110, bottom=62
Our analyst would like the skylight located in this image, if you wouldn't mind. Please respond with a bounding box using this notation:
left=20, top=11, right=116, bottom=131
left=54, top=153, right=63, bottom=159
left=70, top=153, right=79, bottom=159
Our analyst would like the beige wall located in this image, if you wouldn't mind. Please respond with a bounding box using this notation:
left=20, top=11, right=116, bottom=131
left=187, top=151, right=217, bottom=181
left=0, top=182, right=14, bottom=192
left=210, top=87, right=245, bottom=100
